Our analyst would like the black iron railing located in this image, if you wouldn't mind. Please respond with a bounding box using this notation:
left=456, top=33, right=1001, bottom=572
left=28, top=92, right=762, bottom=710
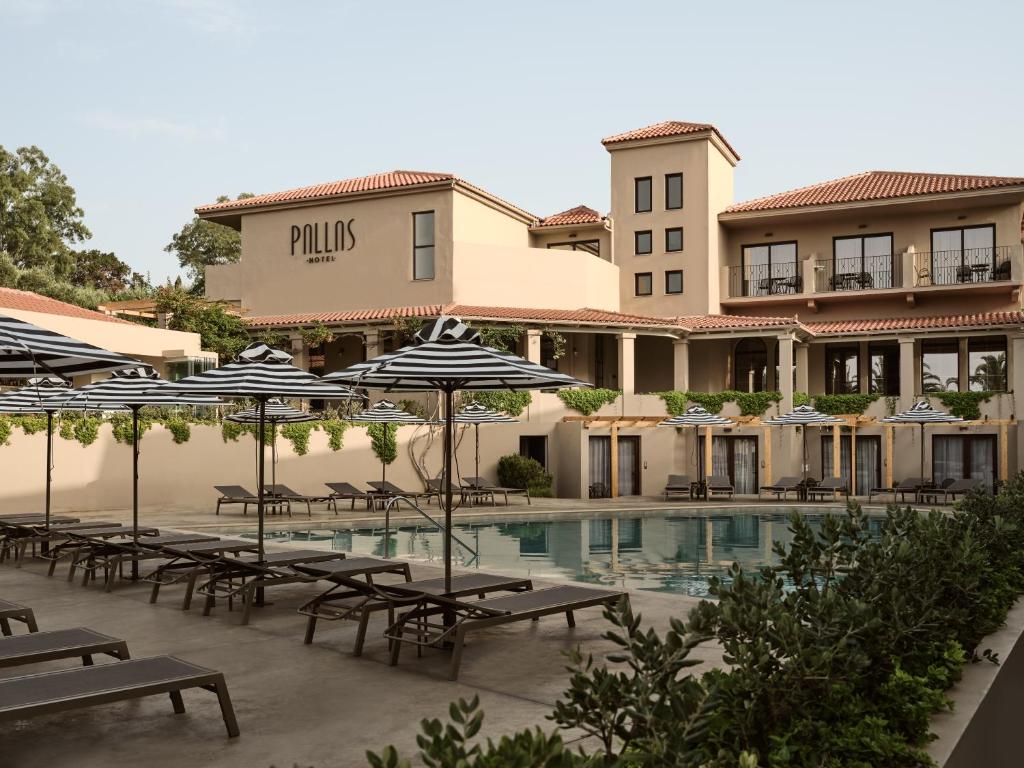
left=815, top=254, right=898, bottom=292
left=914, top=246, right=1014, bottom=286
left=727, top=261, right=802, bottom=298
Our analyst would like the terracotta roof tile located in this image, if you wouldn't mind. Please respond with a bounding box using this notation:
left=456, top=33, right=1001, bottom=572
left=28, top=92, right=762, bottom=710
left=805, top=311, right=1024, bottom=335
left=534, top=205, right=604, bottom=228
left=725, top=171, right=1024, bottom=214
left=0, top=287, right=129, bottom=325
left=677, top=314, right=799, bottom=331
left=196, top=170, right=535, bottom=220
left=601, top=120, right=740, bottom=159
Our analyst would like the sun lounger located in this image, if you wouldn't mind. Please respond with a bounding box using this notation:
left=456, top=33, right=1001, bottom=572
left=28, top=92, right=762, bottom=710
left=367, top=480, right=436, bottom=506
left=324, top=482, right=377, bottom=512
left=806, top=477, right=849, bottom=501
left=759, top=476, right=803, bottom=500
left=0, top=627, right=129, bottom=669
left=706, top=475, right=735, bottom=499
left=214, top=485, right=289, bottom=516
left=44, top=526, right=161, bottom=580
left=76, top=533, right=222, bottom=591
left=1, top=521, right=122, bottom=567
left=385, top=584, right=626, bottom=680
left=0, top=600, right=37, bottom=636
left=143, top=539, right=259, bottom=608
left=264, top=484, right=333, bottom=517
left=663, top=474, right=694, bottom=501
left=868, top=477, right=927, bottom=504
left=295, top=566, right=532, bottom=655
left=0, top=655, right=239, bottom=737
left=462, top=477, right=532, bottom=506
left=934, top=477, right=986, bottom=504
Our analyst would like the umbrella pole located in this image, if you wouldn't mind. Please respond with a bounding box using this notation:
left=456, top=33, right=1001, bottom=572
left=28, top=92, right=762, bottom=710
left=256, top=398, right=267, bottom=603
left=131, top=406, right=140, bottom=580
left=443, top=388, right=454, bottom=592
left=271, top=422, right=276, bottom=489
left=475, top=423, right=480, bottom=482
left=45, top=411, right=53, bottom=531
left=920, top=423, right=926, bottom=484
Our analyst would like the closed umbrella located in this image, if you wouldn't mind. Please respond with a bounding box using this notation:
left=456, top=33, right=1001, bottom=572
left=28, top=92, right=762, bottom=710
left=0, top=312, right=138, bottom=379
left=54, top=367, right=222, bottom=572
left=160, top=343, right=357, bottom=569
left=658, top=405, right=734, bottom=497
left=454, top=402, right=517, bottom=483
left=324, top=315, right=588, bottom=590
left=763, top=404, right=844, bottom=487
left=226, top=399, right=318, bottom=490
left=882, top=400, right=963, bottom=483
left=347, top=399, right=427, bottom=483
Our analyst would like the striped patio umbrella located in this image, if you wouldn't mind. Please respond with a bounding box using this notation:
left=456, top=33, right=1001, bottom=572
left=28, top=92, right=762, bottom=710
left=161, top=342, right=358, bottom=567
left=347, top=399, right=428, bottom=483
left=763, top=404, right=845, bottom=486
left=454, top=402, right=517, bottom=484
left=658, top=405, right=734, bottom=491
left=324, top=315, right=588, bottom=590
left=0, top=312, right=138, bottom=379
left=882, top=400, right=963, bottom=482
left=53, top=367, right=222, bottom=570
left=226, top=399, right=318, bottom=491
left=0, top=377, right=73, bottom=530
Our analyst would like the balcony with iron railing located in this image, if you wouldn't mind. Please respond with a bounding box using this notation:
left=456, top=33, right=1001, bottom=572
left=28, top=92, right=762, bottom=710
left=726, top=261, right=802, bottom=298
left=814, top=254, right=901, bottom=293
left=913, top=245, right=1014, bottom=287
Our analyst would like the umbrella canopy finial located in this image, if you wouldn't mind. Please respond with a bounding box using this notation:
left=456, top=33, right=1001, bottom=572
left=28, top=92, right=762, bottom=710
left=236, top=342, right=293, bottom=365
left=415, top=316, right=481, bottom=346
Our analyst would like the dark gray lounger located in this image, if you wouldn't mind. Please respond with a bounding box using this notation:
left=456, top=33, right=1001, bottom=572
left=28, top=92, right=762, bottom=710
left=0, top=627, right=129, bottom=669
left=264, top=484, right=332, bottom=517
left=0, top=655, right=239, bottom=737
left=324, top=482, right=377, bottom=511
left=214, top=485, right=289, bottom=516
left=462, top=477, right=532, bottom=506
left=144, top=539, right=258, bottom=607
left=81, top=534, right=222, bottom=591
left=0, top=600, right=37, bottom=636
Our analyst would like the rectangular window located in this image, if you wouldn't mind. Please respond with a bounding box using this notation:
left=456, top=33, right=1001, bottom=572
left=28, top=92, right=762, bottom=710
left=519, top=435, right=548, bottom=469
left=825, top=344, right=860, bottom=394
left=832, top=234, right=894, bottom=290
left=665, top=270, right=683, bottom=294
left=740, top=241, right=799, bottom=296
left=634, top=230, right=652, bottom=255
left=634, top=272, right=653, bottom=296
left=546, top=240, right=600, bottom=257
left=933, top=435, right=996, bottom=491
left=665, top=227, right=683, bottom=252
left=868, top=341, right=900, bottom=395
left=930, top=224, right=996, bottom=284
left=634, top=177, right=652, bottom=213
left=968, top=336, right=1007, bottom=392
left=412, top=211, right=435, bottom=280
left=922, top=339, right=959, bottom=392
left=665, top=173, right=683, bottom=210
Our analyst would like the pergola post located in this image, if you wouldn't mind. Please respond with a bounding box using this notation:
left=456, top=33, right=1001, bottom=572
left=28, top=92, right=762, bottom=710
left=617, top=333, right=636, bottom=396
left=672, top=337, right=690, bottom=392
left=609, top=424, right=619, bottom=498
left=704, top=425, right=713, bottom=478
left=777, top=334, right=794, bottom=413
left=363, top=329, right=381, bottom=360
left=850, top=425, right=857, bottom=495
left=898, top=337, right=916, bottom=410
left=1000, top=423, right=1009, bottom=483
left=525, top=329, right=542, bottom=364
left=832, top=423, right=841, bottom=478
left=884, top=425, right=894, bottom=488
left=762, top=425, right=772, bottom=490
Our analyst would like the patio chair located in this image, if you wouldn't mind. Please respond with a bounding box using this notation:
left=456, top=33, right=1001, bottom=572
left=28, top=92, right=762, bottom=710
left=663, top=474, right=694, bottom=501
left=462, top=476, right=532, bottom=506
left=143, top=539, right=259, bottom=608
left=806, top=476, right=849, bottom=501
left=0, top=600, right=38, bottom=636
left=264, top=484, right=333, bottom=517
left=74, top=533, right=221, bottom=591
left=706, top=475, right=734, bottom=499
left=425, top=478, right=463, bottom=506
left=213, top=485, right=290, bottom=516
left=324, top=482, right=377, bottom=512
left=367, top=480, right=436, bottom=506
left=937, top=477, right=986, bottom=504
left=44, top=525, right=161, bottom=581
left=759, top=476, right=803, bottom=500
left=0, top=656, right=239, bottom=737
left=385, top=584, right=627, bottom=680
left=0, top=627, right=129, bottom=669
left=0, top=520, right=121, bottom=567
left=868, top=477, right=926, bottom=504
left=295, top=565, right=532, bottom=654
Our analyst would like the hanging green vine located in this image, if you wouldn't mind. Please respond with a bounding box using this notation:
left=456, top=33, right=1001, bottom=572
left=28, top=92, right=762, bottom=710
left=469, top=391, right=532, bottom=417
left=73, top=417, right=100, bottom=446
left=300, top=321, right=334, bottom=349
left=557, top=388, right=621, bottom=416
left=656, top=390, right=782, bottom=417
left=12, top=414, right=48, bottom=435
left=321, top=419, right=348, bottom=451
left=165, top=419, right=191, bottom=444
left=793, top=391, right=811, bottom=407
left=0, top=417, right=10, bottom=447
left=542, top=330, right=567, bottom=360
left=477, top=323, right=525, bottom=353
left=58, top=419, right=74, bottom=441
left=254, top=328, right=290, bottom=349
left=885, top=396, right=899, bottom=416
left=367, top=422, right=398, bottom=466
left=280, top=422, right=315, bottom=455
left=812, top=393, right=879, bottom=415
left=221, top=421, right=244, bottom=443
left=931, top=391, right=994, bottom=421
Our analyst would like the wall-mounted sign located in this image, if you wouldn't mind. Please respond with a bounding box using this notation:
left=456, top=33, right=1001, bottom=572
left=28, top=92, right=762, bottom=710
left=291, top=219, right=356, bottom=264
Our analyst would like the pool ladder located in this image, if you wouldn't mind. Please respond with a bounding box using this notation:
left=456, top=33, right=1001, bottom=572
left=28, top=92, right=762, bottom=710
left=381, top=495, right=479, bottom=564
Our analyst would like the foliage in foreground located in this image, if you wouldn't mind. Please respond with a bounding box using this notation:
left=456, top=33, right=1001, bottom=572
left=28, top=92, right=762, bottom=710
left=370, top=478, right=1024, bottom=767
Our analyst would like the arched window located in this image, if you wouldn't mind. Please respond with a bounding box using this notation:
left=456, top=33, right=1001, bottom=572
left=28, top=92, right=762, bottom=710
left=733, top=339, right=767, bottom=392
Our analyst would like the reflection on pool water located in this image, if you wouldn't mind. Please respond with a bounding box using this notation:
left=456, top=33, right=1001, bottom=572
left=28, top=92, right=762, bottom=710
left=241, top=507, right=887, bottom=598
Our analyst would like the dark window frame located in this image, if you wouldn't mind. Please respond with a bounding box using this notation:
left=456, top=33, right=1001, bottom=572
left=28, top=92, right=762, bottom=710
left=665, top=227, right=683, bottom=252
left=824, top=343, right=861, bottom=395
left=545, top=240, right=600, bottom=257
left=732, top=338, right=768, bottom=392
left=968, top=335, right=1007, bottom=392
left=867, top=340, right=900, bottom=396
left=921, top=338, right=960, bottom=393
left=930, top=223, right=997, bottom=280
left=634, top=176, right=653, bottom=213
left=665, top=172, right=683, bottom=210
left=412, top=210, right=436, bottom=281
left=634, top=272, right=653, bottom=296
left=832, top=232, right=894, bottom=288
left=932, top=434, right=997, bottom=491
left=665, top=270, right=683, bottom=294
left=634, top=230, right=653, bottom=255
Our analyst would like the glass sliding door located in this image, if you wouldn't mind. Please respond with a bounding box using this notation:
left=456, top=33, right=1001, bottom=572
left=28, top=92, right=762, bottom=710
left=742, top=242, right=799, bottom=296
left=932, top=435, right=997, bottom=491
left=617, top=436, right=641, bottom=496
left=822, top=435, right=880, bottom=495
left=700, top=436, right=758, bottom=495
left=931, top=225, right=995, bottom=284
left=589, top=436, right=611, bottom=498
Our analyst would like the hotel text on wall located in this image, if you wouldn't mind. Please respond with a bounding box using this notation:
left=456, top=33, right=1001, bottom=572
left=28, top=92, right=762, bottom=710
left=291, top=219, right=356, bottom=263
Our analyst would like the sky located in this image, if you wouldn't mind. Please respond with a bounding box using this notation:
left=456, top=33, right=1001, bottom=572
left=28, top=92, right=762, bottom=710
left=2, top=0, right=1023, bottom=284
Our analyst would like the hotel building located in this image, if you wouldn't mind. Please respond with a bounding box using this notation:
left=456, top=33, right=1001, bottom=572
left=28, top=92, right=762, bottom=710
left=198, top=121, right=1024, bottom=499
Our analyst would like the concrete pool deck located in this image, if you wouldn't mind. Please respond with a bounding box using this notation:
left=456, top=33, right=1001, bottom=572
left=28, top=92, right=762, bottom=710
left=0, top=516, right=725, bottom=768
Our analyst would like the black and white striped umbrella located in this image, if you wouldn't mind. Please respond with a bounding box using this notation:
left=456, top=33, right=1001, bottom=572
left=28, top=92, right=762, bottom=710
left=161, top=343, right=358, bottom=568
left=324, top=316, right=588, bottom=590
left=658, top=406, right=734, bottom=489
left=882, top=400, right=963, bottom=481
left=764, top=405, right=845, bottom=485
left=347, top=400, right=429, bottom=483
left=454, top=402, right=518, bottom=483
left=227, top=400, right=318, bottom=492
left=0, top=312, right=139, bottom=379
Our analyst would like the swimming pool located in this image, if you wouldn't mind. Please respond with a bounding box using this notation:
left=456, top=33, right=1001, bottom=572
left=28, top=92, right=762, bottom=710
left=241, top=507, right=887, bottom=598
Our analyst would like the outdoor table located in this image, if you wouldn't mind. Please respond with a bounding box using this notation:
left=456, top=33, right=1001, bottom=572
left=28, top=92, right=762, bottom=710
left=689, top=480, right=707, bottom=501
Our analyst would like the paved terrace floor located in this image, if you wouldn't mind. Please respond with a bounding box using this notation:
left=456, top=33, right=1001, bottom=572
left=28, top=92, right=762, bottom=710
left=0, top=502, right=731, bottom=768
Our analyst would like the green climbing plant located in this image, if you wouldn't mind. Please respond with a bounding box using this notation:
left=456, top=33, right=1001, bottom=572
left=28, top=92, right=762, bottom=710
left=0, top=417, right=10, bottom=446
left=300, top=321, right=334, bottom=349
left=542, top=329, right=567, bottom=360
left=165, top=418, right=191, bottom=444
left=12, top=414, right=48, bottom=435
left=469, top=391, right=532, bottom=417
left=931, top=391, right=994, bottom=421
left=656, top=390, right=782, bottom=417
left=793, top=391, right=811, bottom=407
left=321, top=419, right=348, bottom=451
left=367, top=422, right=398, bottom=467
left=557, top=388, right=620, bottom=415
left=221, top=421, right=244, bottom=443
left=280, top=422, right=315, bottom=455
left=812, top=393, right=879, bottom=415
left=73, top=417, right=100, bottom=446
left=477, top=323, right=525, bottom=353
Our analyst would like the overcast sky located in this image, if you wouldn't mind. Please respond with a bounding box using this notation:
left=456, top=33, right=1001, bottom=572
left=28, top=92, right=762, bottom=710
left=3, top=0, right=1022, bottom=283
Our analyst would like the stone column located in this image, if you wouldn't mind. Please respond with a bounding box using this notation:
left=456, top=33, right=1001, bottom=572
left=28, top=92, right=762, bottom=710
left=777, top=334, right=794, bottom=413
left=289, top=335, right=308, bottom=371
left=617, top=333, right=636, bottom=396
left=364, top=329, right=381, bottom=361
left=795, top=342, right=810, bottom=395
left=526, top=329, right=542, bottom=365
left=899, top=336, right=916, bottom=409
left=1011, top=335, right=1024, bottom=479
left=672, top=337, right=690, bottom=392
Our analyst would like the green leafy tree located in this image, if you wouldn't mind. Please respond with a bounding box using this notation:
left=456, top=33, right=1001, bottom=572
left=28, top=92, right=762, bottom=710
left=153, top=287, right=249, bottom=361
left=0, top=145, right=89, bottom=275
left=69, top=249, right=147, bottom=294
left=165, top=193, right=253, bottom=293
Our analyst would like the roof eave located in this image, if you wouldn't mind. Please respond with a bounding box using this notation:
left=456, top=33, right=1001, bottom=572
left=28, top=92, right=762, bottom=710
left=603, top=130, right=740, bottom=165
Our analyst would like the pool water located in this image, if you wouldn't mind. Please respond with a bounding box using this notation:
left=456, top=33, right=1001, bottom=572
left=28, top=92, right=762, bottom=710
left=242, top=508, right=887, bottom=598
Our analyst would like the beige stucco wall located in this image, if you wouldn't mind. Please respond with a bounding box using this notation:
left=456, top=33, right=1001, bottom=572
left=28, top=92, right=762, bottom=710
left=529, top=225, right=613, bottom=263
left=451, top=190, right=530, bottom=247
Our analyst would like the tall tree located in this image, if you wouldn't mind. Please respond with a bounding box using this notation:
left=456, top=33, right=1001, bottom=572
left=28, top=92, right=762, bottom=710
left=165, top=192, right=253, bottom=294
left=70, top=249, right=148, bottom=294
left=153, top=286, right=249, bottom=361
